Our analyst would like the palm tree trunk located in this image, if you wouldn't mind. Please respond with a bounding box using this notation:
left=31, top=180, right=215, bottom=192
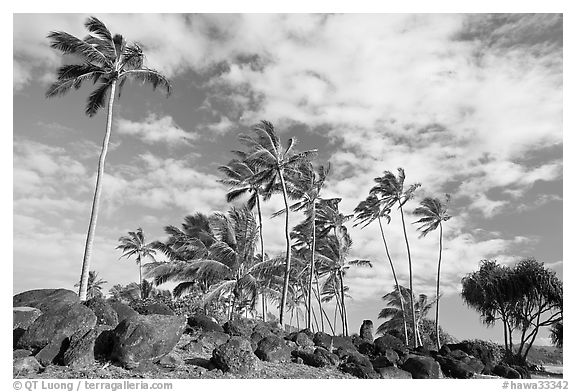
left=307, top=202, right=317, bottom=329
left=339, top=270, right=348, bottom=336
left=399, top=205, right=418, bottom=348
left=435, top=223, right=443, bottom=349
left=378, top=216, right=409, bottom=346
left=278, top=168, right=292, bottom=328
left=315, top=271, right=325, bottom=332
left=138, top=260, right=143, bottom=299
left=78, top=80, right=117, bottom=301
left=255, top=193, right=266, bottom=322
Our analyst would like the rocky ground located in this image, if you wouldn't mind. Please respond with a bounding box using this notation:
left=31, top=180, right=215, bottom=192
left=13, top=288, right=561, bottom=380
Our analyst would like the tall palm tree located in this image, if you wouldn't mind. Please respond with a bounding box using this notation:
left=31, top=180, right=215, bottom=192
left=46, top=16, right=171, bottom=301
left=413, top=195, right=451, bottom=349
left=238, top=120, right=317, bottom=327
left=370, top=168, right=420, bottom=347
left=354, top=193, right=409, bottom=345
left=274, top=162, right=330, bottom=330
left=116, top=228, right=158, bottom=298
left=74, top=270, right=107, bottom=300
left=218, top=152, right=274, bottom=321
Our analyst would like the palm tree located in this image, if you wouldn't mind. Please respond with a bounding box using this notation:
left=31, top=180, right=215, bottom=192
left=377, top=285, right=435, bottom=346
left=46, top=17, right=171, bottom=301
left=218, top=152, right=274, bottom=321
left=116, top=228, right=158, bottom=298
left=147, top=207, right=269, bottom=319
left=316, top=228, right=372, bottom=336
left=413, top=195, right=451, bottom=349
left=74, top=270, right=107, bottom=300
left=274, top=161, right=330, bottom=330
left=354, top=193, right=409, bottom=345
left=370, top=168, right=420, bottom=347
left=238, top=120, right=317, bottom=327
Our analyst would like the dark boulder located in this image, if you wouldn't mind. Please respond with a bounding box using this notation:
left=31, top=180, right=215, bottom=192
left=138, top=303, right=175, bottom=316
left=436, top=355, right=475, bottom=379
left=212, top=336, right=261, bottom=373
left=111, top=314, right=186, bottom=369
left=94, top=325, right=115, bottom=360
left=372, top=349, right=400, bottom=369
left=185, top=357, right=216, bottom=370
left=18, top=303, right=96, bottom=357
left=294, top=332, right=314, bottom=348
left=255, top=335, right=291, bottom=363
left=510, top=365, right=531, bottom=379
left=493, top=364, right=521, bottom=379
left=447, top=341, right=497, bottom=373
left=63, top=329, right=98, bottom=369
left=35, top=337, right=68, bottom=366
left=184, top=331, right=230, bottom=356
left=332, top=335, right=356, bottom=351
left=314, top=347, right=339, bottom=366
left=13, top=289, right=79, bottom=312
left=292, top=348, right=336, bottom=368
left=359, top=320, right=374, bottom=342
left=85, top=297, right=119, bottom=327
left=374, top=333, right=408, bottom=356
left=378, top=366, right=413, bottom=379
left=223, top=318, right=255, bottom=337
left=108, top=301, right=138, bottom=323
left=339, top=362, right=379, bottom=379
left=157, top=352, right=184, bottom=369
left=313, top=332, right=333, bottom=350
left=187, top=314, right=224, bottom=333
left=401, top=355, right=443, bottom=379
left=357, top=340, right=375, bottom=356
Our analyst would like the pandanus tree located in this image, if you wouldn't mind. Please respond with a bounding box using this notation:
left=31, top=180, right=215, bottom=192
left=238, top=120, right=317, bottom=327
left=116, top=228, right=158, bottom=298
left=370, top=168, right=420, bottom=347
left=354, top=193, right=408, bottom=345
left=218, top=151, right=274, bottom=321
left=273, top=161, right=330, bottom=329
left=413, top=195, right=451, bottom=349
left=46, top=16, right=171, bottom=300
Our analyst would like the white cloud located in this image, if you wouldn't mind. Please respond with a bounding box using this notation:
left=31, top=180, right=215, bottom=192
left=116, top=113, right=197, bottom=145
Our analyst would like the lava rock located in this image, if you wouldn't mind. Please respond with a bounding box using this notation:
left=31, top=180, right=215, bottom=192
left=187, top=314, right=224, bottom=333
left=493, top=364, right=521, bottom=379
left=63, top=329, right=98, bottom=369
left=255, top=335, right=291, bottom=363
left=107, top=301, right=138, bottom=323
left=401, top=355, right=443, bottom=379
left=436, top=355, right=475, bottom=379
left=111, top=314, right=186, bottom=369
left=138, top=303, right=175, bottom=316
left=339, top=362, right=379, bottom=379
left=374, top=333, right=408, bottom=356
left=359, top=320, right=374, bottom=342
left=13, top=356, right=41, bottom=375
left=212, top=336, right=261, bottom=374
left=85, top=297, right=119, bottom=327
left=13, top=289, right=79, bottom=312
left=378, top=366, right=413, bottom=379
left=372, top=349, right=400, bottom=369
left=313, top=332, right=333, bottom=350
left=223, top=318, right=255, bottom=337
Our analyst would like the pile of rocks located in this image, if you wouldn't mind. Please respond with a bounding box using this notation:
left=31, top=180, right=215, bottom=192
left=12, top=289, right=531, bottom=379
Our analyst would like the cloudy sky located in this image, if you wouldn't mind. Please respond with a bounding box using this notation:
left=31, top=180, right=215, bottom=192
left=13, top=13, right=562, bottom=344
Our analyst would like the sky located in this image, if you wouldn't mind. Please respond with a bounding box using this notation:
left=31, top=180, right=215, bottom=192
left=12, top=13, right=563, bottom=345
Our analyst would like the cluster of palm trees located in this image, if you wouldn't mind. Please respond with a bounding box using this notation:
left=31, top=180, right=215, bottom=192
left=49, top=17, right=453, bottom=346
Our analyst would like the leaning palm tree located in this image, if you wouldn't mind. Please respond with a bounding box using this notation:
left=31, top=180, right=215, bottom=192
left=218, top=152, right=275, bottom=321
left=370, top=168, right=420, bottom=347
left=46, top=17, right=171, bottom=301
left=238, top=120, right=317, bottom=327
left=354, top=193, right=409, bottom=345
left=74, top=270, right=107, bottom=300
left=116, top=228, right=158, bottom=298
left=413, top=195, right=451, bottom=349
left=274, top=161, right=330, bottom=330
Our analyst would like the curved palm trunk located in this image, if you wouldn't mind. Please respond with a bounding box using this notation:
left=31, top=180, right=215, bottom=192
left=435, top=223, right=443, bottom=349
left=278, top=169, right=292, bottom=328
left=399, top=205, right=418, bottom=348
left=315, top=272, right=325, bottom=332
left=255, top=193, right=266, bottom=322
left=377, top=216, right=409, bottom=346
left=339, top=270, right=348, bottom=336
left=307, top=202, right=317, bottom=329
left=138, top=259, right=143, bottom=299
left=78, top=80, right=117, bottom=301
